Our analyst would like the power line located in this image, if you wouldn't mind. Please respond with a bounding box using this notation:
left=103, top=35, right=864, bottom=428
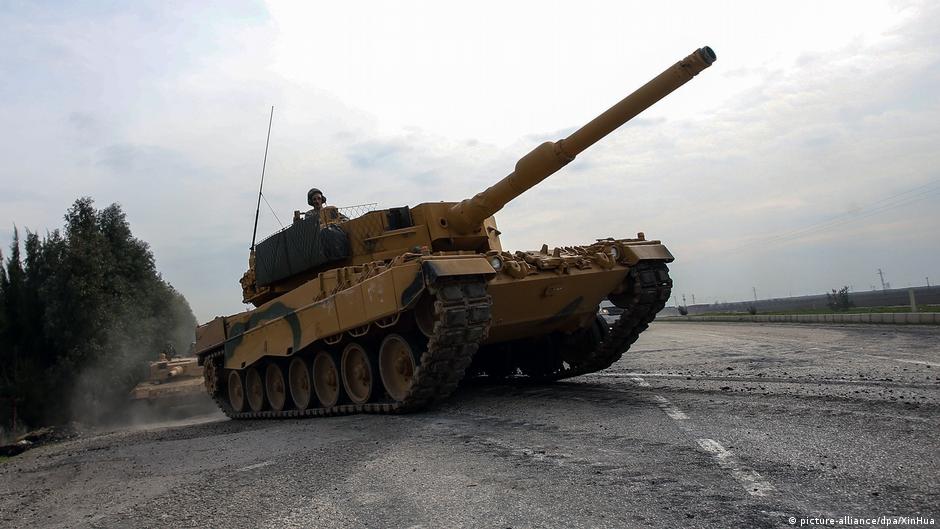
left=741, top=181, right=940, bottom=249
left=728, top=179, right=940, bottom=252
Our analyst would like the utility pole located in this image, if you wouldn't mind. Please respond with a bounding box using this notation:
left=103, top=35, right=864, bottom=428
left=682, top=294, right=687, bottom=306
left=752, top=287, right=758, bottom=302
left=877, top=269, right=887, bottom=291
left=691, top=294, right=696, bottom=305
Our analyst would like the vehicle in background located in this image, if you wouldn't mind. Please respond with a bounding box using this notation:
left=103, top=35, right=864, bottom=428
left=599, top=301, right=625, bottom=326
left=128, top=355, right=213, bottom=417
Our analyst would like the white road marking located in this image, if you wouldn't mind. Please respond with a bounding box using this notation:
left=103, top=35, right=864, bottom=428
left=896, top=358, right=940, bottom=367
left=696, top=439, right=775, bottom=497
left=863, top=354, right=940, bottom=368
left=651, top=395, right=688, bottom=420
left=236, top=460, right=274, bottom=472
left=595, top=371, right=779, bottom=499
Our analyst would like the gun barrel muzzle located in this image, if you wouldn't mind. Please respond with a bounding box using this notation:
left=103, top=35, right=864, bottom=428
left=447, top=46, right=717, bottom=234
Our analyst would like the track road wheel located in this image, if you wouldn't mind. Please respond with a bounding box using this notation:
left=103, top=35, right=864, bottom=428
left=379, top=334, right=418, bottom=402
left=246, top=366, right=266, bottom=412
left=265, top=362, right=288, bottom=412
left=313, top=351, right=340, bottom=408
left=288, top=357, right=312, bottom=410
left=341, top=343, right=375, bottom=405
left=228, top=370, right=246, bottom=413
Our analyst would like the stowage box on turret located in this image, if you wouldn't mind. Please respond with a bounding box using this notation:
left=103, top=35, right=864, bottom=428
left=195, top=47, right=717, bottom=418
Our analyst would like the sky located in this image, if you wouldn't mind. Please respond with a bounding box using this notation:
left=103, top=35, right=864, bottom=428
left=1, top=0, right=938, bottom=322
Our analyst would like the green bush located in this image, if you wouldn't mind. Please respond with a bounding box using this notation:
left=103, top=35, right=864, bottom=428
left=826, top=286, right=854, bottom=312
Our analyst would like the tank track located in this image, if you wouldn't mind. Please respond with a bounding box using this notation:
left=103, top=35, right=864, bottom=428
left=203, top=276, right=492, bottom=419
left=552, top=260, right=672, bottom=380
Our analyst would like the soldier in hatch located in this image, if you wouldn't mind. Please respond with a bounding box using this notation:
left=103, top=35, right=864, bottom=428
left=305, top=188, right=349, bottom=225
left=307, top=188, right=326, bottom=214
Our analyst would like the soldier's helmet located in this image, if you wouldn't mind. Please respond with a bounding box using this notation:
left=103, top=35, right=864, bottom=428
left=307, top=188, right=326, bottom=207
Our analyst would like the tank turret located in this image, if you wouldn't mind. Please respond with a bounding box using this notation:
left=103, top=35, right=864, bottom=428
left=241, top=47, right=715, bottom=306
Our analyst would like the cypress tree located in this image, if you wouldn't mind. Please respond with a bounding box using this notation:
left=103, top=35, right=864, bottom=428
left=0, top=198, right=198, bottom=427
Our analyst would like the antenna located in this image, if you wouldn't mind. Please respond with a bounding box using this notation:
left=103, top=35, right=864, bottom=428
left=251, top=106, right=275, bottom=251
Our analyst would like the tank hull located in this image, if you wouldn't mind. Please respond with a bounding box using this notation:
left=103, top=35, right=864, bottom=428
left=195, top=237, right=672, bottom=419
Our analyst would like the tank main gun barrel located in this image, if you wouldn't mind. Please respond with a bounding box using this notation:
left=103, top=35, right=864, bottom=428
left=447, top=46, right=717, bottom=234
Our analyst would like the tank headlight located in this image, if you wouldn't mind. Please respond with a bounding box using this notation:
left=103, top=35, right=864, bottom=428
left=489, top=255, right=504, bottom=271
left=607, top=245, right=620, bottom=261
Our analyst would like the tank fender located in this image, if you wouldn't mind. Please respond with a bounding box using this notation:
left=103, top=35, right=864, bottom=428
left=421, top=257, right=498, bottom=284
left=622, top=243, right=674, bottom=265
left=194, top=316, right=227, bottom=361
left=400, top=271, right=425, bottom=307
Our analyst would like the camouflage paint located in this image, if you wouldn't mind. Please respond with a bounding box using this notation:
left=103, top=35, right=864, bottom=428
left=224, top=302, right=303, bottom=363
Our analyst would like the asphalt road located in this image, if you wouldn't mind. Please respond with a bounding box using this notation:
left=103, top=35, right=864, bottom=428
left=2, top=322, right=938, bottom=528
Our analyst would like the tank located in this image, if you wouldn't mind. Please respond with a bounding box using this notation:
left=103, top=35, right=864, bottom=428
left=194, top=46, right=717, bottom=418
left=128, top=355, right=207, bottom=409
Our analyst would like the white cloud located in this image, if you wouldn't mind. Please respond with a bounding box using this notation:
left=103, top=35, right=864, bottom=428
left=1, top=0, right=937, bottom=321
